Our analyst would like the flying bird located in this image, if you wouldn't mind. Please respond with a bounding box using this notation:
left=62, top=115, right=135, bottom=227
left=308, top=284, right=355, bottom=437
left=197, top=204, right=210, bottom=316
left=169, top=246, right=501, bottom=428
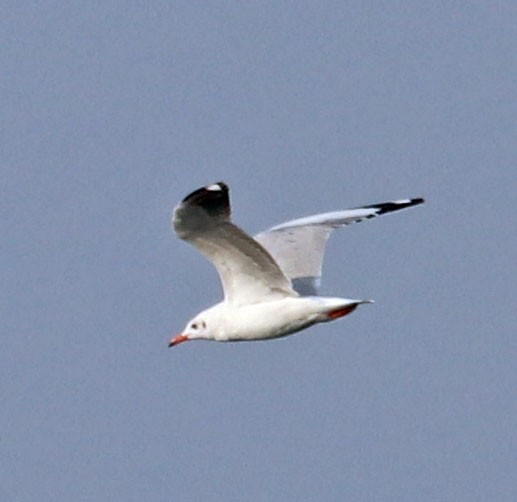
left=169, top=182, right=424, bottom=347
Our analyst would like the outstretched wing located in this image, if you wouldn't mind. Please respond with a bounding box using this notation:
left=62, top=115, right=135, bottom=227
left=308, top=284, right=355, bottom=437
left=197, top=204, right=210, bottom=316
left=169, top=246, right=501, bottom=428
left=255, top=198, right=425, bottom=295
left=173, top=182, right=297, bottom=305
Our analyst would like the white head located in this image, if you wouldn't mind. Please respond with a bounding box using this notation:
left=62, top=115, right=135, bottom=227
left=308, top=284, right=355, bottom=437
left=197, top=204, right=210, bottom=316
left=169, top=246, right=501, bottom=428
left=168, top=307, right=221, bottom=347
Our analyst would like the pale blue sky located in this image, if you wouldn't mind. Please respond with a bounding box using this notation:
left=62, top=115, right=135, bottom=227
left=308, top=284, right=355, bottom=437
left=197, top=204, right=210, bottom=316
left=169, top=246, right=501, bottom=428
left=2, top=2, right=516, bottom=501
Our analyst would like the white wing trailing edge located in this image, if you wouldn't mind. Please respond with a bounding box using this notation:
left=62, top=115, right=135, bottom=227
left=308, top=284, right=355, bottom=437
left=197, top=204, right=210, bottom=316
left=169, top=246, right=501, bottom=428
left=255, top=198, right=425, bottom=295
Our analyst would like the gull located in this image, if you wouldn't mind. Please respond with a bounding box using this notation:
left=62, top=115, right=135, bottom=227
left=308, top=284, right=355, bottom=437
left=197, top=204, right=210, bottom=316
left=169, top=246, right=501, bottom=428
left=169, top=182, right=424, bottom=347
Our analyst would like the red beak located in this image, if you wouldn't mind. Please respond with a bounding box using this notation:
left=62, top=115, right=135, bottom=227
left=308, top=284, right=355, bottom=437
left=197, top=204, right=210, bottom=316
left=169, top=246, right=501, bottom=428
left=168, top=334, right=189, bottom=348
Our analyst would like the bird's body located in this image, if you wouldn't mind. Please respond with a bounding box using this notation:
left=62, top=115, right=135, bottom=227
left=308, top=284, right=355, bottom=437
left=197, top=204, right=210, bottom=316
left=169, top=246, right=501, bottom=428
left=181, top=296, right=370, bottom=343
left=169, top=182, right=424, bottom=348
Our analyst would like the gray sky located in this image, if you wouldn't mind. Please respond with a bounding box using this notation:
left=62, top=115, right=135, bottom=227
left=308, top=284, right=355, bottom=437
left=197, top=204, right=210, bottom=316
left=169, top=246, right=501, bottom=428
left=2, top=2, right=516, bottom=501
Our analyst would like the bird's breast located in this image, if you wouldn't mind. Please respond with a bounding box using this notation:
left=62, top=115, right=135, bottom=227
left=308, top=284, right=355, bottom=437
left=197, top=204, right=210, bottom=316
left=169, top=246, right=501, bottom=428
left=218, top=297, right=322, bottom=342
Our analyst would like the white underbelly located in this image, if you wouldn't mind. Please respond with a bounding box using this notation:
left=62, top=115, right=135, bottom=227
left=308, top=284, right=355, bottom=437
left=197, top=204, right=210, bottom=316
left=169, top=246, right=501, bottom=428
left=220, top=297, right=326, bottom=341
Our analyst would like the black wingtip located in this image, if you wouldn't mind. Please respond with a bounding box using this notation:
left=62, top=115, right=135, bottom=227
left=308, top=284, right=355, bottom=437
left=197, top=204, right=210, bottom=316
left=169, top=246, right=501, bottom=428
left=182, top=182, right=228, bottom=203
left=181, top=182, right=230, bottom=218
left=362, top=197, right=425, bottom=215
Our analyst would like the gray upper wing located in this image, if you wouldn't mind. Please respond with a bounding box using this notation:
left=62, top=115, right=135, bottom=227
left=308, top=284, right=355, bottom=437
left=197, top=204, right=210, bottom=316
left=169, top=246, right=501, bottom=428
left=173, top=182, right=296, bottom=305
left=255, top=198, right=424, bottom=295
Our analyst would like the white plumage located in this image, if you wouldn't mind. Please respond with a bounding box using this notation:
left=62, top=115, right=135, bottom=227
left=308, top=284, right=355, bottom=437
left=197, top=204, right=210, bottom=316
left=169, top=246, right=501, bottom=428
left=169, top=182, right=424, bottom=347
